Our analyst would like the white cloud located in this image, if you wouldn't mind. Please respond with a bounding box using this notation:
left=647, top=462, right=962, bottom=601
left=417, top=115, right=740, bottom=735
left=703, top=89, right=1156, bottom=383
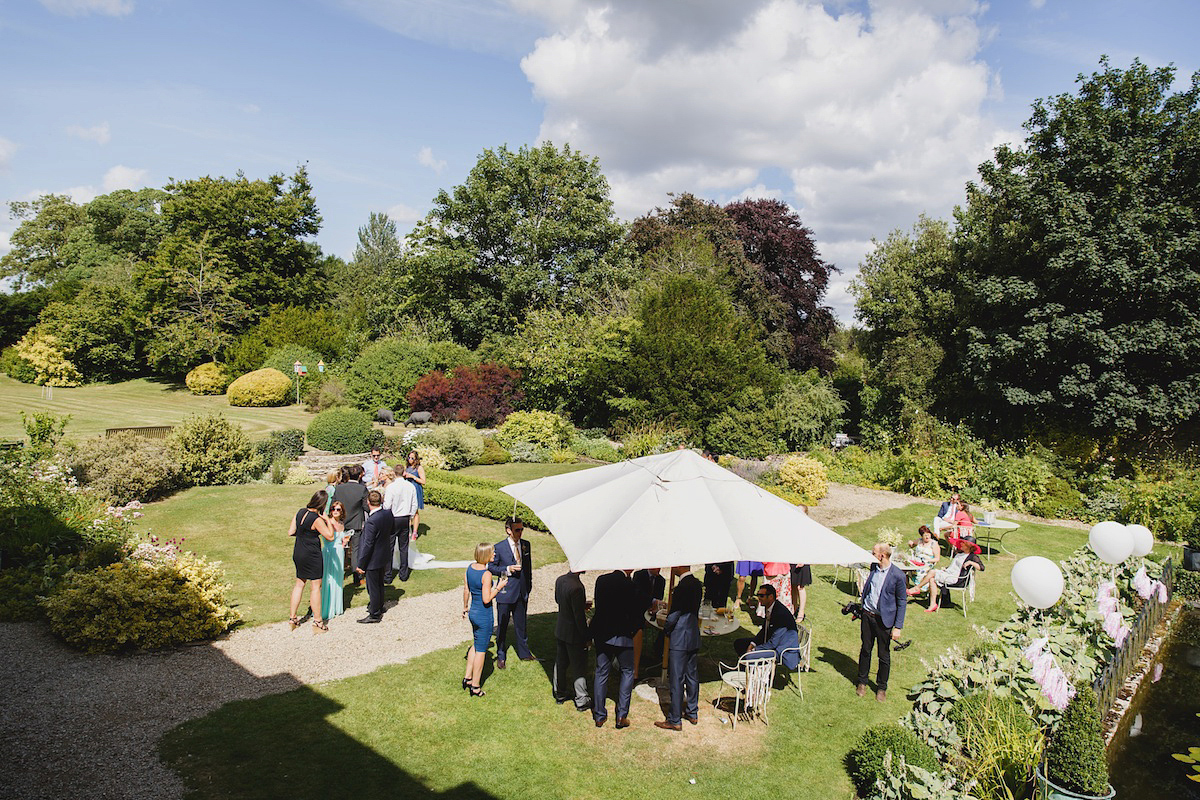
left=340, top=0, right=544, bottom=56
left=40, top=0, right=133, bottom=16
left=1029, top=0, right=1046, bottom=8
left=386, top=203, right=423, bottom=225
left=240, top=103, right=261, bottom=114
left=66, top=122, right=111, bottom=144
left=102, top=165, right=148, bottom=191
left=0, top=136, right=16, bottom=170
left=417, top=146, right=447, bottom=173
left=517, top=0, right=1008, bottom=322
left=61, top=185, right=98, bottom=204
left=0, top=230, right=11, bottom=258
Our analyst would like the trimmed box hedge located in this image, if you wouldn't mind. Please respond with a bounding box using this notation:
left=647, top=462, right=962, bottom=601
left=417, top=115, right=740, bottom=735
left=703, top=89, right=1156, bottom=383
left=423, top=472, right=545, bottom=530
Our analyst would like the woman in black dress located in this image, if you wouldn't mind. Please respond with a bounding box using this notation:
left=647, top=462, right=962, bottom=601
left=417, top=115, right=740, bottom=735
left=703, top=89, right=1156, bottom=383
left=288, top=490, right=335, bottom=632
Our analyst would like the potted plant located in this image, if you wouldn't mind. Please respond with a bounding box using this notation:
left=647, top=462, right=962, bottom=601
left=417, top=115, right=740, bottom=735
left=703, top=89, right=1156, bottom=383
left=1183, top=539, right=1200, bottom=572
left=1037, top=686, right=1115, bottom=799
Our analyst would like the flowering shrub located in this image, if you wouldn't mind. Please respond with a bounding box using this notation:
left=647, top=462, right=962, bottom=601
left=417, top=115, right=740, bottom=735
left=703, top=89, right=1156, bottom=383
left=777, top=454, right=828, bottom=502
left=406, top=423, right=484, bottom=470
left=41, top=549, right=241, bottom=653
left=415, top=446, right=448, bottom=470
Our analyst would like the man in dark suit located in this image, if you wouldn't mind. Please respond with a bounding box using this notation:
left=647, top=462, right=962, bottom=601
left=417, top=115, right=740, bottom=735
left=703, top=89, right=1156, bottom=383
left=703, top=561, right=733, bottom=607
left=353, top=490, right=391, bottom=623
left=333, top=465, right=369, bottom=586
left=553, top=569, right=591, bottom=711
left=856, top=542, right=908, bottom=701
left=590, top=569, right=638, bottom=729
left=631, top=567, right=665, bottom=676
left=655, top=566, right=702, bottom=731
left=734, top=583, right=800, bottom=669
left=487, top=516, right=534, bottom=667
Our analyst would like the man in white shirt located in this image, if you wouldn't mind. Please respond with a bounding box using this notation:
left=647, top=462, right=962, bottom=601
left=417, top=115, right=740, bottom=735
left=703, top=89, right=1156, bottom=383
left=362, top=447, right=386, bottom=488
left=383, top=470, right=417, bottom=583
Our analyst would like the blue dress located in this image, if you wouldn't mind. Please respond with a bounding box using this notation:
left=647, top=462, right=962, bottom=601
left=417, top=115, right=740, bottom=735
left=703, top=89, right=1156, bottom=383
left=406, top=466, right=425, bottom=510
left=320, top=530, right=345, bottom=620
left=466, top=565, right=493, bottom=651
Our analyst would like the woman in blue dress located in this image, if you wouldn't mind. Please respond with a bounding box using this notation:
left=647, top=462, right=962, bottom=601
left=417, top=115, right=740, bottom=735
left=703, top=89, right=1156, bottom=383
left=403, top=450, right=426, bottom=537
left=462, top=542, right=507, bottom=697
left=320, top=501, right=348, bottom=621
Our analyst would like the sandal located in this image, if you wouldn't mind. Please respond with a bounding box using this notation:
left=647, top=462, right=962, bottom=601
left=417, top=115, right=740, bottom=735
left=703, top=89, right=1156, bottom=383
left=313, top=620, right=329, bottom=633
left=925, top=605, right=939, bottom=613
left=289, top=616, right=301, bottom=630
left=469, top=685, right=486, bottom=697
left=462, top=678, right=470, bottom=691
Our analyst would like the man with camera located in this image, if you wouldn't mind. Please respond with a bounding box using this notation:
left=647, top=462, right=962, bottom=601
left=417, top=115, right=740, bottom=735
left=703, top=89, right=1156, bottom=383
left=855, top=542, right=907, bottom=702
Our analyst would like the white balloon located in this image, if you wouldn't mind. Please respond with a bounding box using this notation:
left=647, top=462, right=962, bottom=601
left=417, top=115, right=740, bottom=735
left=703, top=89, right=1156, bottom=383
left=1089, top=520, right=1135, bottom=564
left=1126, top=524, right=1154, bottom=558
left=1011, top=556, right=1065, bottom=609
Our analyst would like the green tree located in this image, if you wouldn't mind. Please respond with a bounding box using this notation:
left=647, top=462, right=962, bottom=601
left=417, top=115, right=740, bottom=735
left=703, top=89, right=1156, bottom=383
left=955, top=58, right=1200, bottom=441
left=403, top=142, right=633, bottom=347
left=155, top=167, right=323, bottom=315
left=341, top=211, right=407, bottom=337
left=1, top=195, right=88, bottom=289
left=33, top=284, right=141, bottom=381
left=850, top=215, right=956, bottom=423
left=622, top=273, right=781, bottom=444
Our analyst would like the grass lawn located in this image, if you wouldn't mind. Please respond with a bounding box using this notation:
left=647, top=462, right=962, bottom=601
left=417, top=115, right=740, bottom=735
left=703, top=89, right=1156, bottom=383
left=136, top=481, right=566, bottom=628
left=0, top=375, right=316, bottom=441
left=161, top=503, right=1171, bottom=800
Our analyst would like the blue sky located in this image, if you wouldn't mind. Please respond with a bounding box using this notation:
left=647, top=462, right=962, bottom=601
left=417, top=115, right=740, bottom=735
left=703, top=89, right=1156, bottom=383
left=1, top=0, right=1196, bottom=322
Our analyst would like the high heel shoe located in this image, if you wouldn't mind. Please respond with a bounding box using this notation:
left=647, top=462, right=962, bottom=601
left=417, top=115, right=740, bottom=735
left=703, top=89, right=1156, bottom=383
left=289, top=616, right=300, bottom=630
left=469, top=685, right=486, bottom=697
left=313, top=620, right=329, bottom=633
left=925, top=605, right=939, bottom=613
left=462, top=678, right=470, bottom=690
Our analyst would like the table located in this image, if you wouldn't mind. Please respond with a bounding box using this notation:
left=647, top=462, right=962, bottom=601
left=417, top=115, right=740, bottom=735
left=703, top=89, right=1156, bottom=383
left=644, top=609, right=739, bottom=637
left=973, top=519, right=1020, bottom=560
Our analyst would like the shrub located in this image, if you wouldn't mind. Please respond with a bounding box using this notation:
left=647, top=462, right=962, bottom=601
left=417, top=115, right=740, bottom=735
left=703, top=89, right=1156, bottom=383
left=1175, top=569, right=1200, bottom=601
left=283, top=466, right=315, bottom=485
left=775, top=370, right=846, bottom=450
left=0, top=345, right=38, bottom=383
left=778, top=454, right=828, bottom=503
left=423, top=472, right=545, bottom=529
left=0, top=558, right=78, bottom=621
left=267, top=428, right=306, bottom=459
left=1044, top=686, right=1109, bottom=796
left=549, top=449, right=578, bottom=464
left=508, top=442, right=549, bottom=463
left=845, top=723, right=941, bottom=798
left=307, top=408, right=375, bottom=454
left=704, top=393, right=780, bottom=459
left=69, top=432, right=183, bottom=503
left=343, top=336, right=472, bottom=413
left=21, top=411, right=70, bottom=458
left=572, top=436, right=619, bottom=462
left=495, top=410, right=575, bottom=451
left=41, top=550, right=241, bottom=653
left=949, top=692, right=1044, bottom=800
left=226, top=368, right=292, bottom=407
left=1030, top=475, right=1085, bottom=519
left=307, top=376, right=349, bottom=412
left=762, top=484, right=811, bottom=507
left=974, top=453, right=1054, bottom=512
left=616, top=420, right=688, bottom=459
left=408, top=423, right=486, bottom=470
left=415, top=446, right=448, bottom=470
left=407, top=362, right=523, bottom=426
left=185, top=362, right=230, bottom=395
left=225, top=305, right=361, bottom=376
left=476, top=437, right=512, bottom=465
left=167, top=415, right=257, bottom=485
left=268, top=455, right=290, bottom=484
left=261, top=344, right=325, bottom=399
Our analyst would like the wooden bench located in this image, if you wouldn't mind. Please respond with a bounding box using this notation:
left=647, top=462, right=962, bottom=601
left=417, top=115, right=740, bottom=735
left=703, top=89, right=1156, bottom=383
left=105, top=426, right=175, bottom=440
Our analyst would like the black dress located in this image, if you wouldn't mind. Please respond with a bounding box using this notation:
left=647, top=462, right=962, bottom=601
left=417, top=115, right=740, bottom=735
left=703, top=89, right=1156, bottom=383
left=292, top=509, right=323, bottom=581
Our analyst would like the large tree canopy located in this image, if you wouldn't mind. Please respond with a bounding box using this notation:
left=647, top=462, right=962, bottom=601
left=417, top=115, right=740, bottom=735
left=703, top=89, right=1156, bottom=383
left=403, top=142, right=633, bottom=348
left=956, top=58, right=1200, bottom=441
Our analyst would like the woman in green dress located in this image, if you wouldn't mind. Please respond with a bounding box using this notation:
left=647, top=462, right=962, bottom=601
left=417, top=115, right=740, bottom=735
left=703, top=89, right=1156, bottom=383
left=321, top=501, right=348, bottom=620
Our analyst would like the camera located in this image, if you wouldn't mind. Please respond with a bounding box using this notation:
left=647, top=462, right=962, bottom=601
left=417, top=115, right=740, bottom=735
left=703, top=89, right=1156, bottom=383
left=840, top=601, right=864, bottom=621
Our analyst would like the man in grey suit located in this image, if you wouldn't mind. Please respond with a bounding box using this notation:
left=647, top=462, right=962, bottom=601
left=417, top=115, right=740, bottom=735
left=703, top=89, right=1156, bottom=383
left=655, top=566, right=703, bottom=731
left=553, top=569, right=592, bottom=712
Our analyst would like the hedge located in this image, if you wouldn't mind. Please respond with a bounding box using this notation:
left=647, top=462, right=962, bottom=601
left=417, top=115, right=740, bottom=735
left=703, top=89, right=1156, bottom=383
left=227, top=368, right=292, bottom=407
left=423, top=474, right=545, bottom=531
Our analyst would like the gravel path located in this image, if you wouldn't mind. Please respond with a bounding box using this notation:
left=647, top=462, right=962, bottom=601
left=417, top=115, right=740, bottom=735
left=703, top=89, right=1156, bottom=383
left=0, top=482, right=930, bottom=800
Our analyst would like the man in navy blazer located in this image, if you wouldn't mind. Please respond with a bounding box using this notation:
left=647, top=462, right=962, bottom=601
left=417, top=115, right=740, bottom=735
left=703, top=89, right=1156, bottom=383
left=487, top=516, right=534, bottom=667
left=590, top=569, right=639, bottom=729
left=856, top=542, right=907, bottom=701
left=353, top=491, right=391, bottom=623
left=655, top=566, right=703, bottom=731
left=734, top=584, right=800, bottom=669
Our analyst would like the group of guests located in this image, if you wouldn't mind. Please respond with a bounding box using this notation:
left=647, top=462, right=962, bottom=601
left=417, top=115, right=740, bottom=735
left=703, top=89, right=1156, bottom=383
left=286, top=448, right=429, bottom=630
